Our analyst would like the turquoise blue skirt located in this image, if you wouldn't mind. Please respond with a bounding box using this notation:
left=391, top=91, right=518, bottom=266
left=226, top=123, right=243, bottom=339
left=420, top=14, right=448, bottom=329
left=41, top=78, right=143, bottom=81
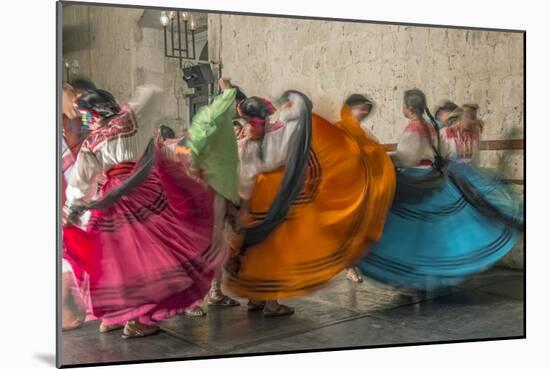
left=357, top=162, right=523, bottom=289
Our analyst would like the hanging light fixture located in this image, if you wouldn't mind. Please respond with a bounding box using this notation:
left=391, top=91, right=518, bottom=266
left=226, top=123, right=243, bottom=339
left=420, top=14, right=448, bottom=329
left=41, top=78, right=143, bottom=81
left=159, top=9, right=218, bottom=112
left=160, top=9, right=201, bottom=68
left=159, top=11, right=169, bottom=27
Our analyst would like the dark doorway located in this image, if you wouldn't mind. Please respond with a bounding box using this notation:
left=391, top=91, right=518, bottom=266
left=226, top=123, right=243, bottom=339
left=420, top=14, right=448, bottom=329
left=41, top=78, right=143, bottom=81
left=188, top=85, right=209, bottom=122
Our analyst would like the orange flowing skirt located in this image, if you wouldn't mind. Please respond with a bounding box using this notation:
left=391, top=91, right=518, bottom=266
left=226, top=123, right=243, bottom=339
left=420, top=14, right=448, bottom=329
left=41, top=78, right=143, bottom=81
left=226, top=111, right=396, bottom=300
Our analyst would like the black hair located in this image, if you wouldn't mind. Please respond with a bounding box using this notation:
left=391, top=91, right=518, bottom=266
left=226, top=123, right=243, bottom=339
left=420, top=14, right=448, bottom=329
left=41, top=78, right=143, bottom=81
left=240, top=97, right=272, bottom=119
left=234, top=86, right=248, bottom=103
left=242, top=90, right=312, bottom=250
left=159, top=125, right=176, bottom=139
left=435, top=100, right=459, bottom=120
left=68, top=77, right=97, bottom=93
left=76, top=89, right=121, bottom=118
left=345, top=94, right=373, bottom=107
left=403, top=88, right=428, bottom=118
left=403, top=89, right=444, bottom=169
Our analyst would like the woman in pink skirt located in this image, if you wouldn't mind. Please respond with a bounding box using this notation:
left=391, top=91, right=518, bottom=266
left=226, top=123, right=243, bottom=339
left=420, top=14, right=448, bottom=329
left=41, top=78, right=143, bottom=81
left=63, top=84, right=239, bottom=338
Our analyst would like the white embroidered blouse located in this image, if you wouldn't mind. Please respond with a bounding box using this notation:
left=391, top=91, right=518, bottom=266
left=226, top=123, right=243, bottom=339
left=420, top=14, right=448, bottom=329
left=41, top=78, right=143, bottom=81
left=65, top=85, right=162, bottom=210
left=237, top=111, right=302, bottom=201
left=390, top=118, right=439, bottom=168
left=439, top=126, right=481, bottom=165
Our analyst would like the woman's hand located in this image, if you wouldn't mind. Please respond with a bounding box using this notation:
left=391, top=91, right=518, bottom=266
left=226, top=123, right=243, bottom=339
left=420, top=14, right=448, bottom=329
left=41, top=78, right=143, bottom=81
left=62, top=84, right=79, bottom=120
left=225, top=202, right=240, bottom=231
left=61, top=208, right=72, bottom=227
left=224, top=230, right=245, bottom=277
left=218, top=78, right=232, bottom=91
left=62, top=206, right=82, bottom=227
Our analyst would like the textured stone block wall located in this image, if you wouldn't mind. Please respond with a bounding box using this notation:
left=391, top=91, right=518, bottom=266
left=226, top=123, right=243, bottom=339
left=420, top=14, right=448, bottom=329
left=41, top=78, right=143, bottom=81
left=212, top=15, right=523, bottom=139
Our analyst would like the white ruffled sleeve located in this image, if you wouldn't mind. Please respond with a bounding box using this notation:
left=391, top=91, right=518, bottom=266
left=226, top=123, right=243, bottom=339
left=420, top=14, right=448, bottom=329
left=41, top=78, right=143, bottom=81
left=65, top=151, right=102, bottom=210
left=238, top=119, right=300, bottom=200
left=127, top=85, right=163, bottom=136
left=260, top=120, right=299, bottom=172
left=238, top=140, right=262, bottom=201
left=390, top=131, right=425, bottom=168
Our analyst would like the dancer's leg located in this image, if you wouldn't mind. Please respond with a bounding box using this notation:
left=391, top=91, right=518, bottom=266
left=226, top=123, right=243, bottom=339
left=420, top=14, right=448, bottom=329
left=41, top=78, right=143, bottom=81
left=61, top=268, right=84, bottom=330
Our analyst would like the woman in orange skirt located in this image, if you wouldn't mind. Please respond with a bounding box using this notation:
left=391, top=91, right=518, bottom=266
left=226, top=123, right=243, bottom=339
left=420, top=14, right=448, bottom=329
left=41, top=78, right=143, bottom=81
left=225, top=90, right=395, bottom=316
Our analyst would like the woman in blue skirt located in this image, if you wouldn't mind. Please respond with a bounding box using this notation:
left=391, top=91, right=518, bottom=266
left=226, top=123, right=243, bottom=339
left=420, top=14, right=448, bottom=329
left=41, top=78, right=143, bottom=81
left=356, top=89, right=523, bottom=290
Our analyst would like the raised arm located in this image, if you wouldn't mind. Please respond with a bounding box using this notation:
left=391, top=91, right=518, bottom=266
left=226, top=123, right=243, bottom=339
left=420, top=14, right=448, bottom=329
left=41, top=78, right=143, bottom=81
left=187, top=87, right=237, bottom=156
left=127, top=85, right=163, bottom=135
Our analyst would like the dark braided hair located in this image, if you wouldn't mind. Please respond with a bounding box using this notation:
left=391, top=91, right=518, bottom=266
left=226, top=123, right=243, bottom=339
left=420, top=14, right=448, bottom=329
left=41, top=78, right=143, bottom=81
left=75, top=89, right=121, bottom=118
left=241, top=90, right=313, bottom=250
left=234, top=86, right=247, bottom=104
left=403, top=88, right=444, bottom=170
left=403, top=88, right=427, bottom=118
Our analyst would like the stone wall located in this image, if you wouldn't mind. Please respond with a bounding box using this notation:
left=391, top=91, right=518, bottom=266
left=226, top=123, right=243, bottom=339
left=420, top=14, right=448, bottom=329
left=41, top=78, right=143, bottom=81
left=62, top=4, right=208, bottom=134
left=210, top=15, right=523, bottom=141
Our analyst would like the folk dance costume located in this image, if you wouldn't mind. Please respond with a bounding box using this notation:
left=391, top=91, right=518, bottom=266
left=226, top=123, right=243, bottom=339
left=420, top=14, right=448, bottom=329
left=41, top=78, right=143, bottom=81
left=440, top=124, right=480, bottom=164
left=440, top=113, right=523, bottom=240
left=338, top=94, right=383, bottom=283
left=336, top=104, right=396, bottom=248
left=61, top=118, right=81, bottom=274
left=61, top=114, right=94, bottom=329
left=357, top=114, right=523, bottom=289
left=62, top=87, right=237, bottom=334
left=225, top=91, right=395, bottom=302
left=156, top=88, right=242, bottom=312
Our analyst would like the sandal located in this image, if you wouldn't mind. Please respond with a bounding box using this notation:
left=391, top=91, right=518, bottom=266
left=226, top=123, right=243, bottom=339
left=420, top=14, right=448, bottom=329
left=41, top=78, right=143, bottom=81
left=247, top=300, right=266, bottom=311
left=99, top=321, right=124, bottom=333
left=121, top=320, right=160, bottom=339
left=263, top=304, right=295, bottom=317
left=183, top=306, right=207, bottom=317
left=207, top=295, right=241, bottom=307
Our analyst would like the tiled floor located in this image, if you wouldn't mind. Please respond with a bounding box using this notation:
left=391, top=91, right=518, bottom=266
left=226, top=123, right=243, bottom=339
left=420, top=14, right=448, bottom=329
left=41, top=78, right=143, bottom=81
left=61, top=267, right=524, bottom=366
